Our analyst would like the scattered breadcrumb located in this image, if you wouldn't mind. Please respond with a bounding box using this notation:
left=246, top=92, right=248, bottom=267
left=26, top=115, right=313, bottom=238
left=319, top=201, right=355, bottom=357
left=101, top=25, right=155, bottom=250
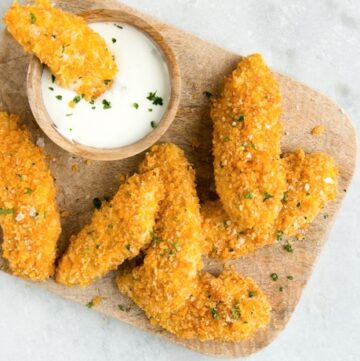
left=311, top=125, right=325, bottom=136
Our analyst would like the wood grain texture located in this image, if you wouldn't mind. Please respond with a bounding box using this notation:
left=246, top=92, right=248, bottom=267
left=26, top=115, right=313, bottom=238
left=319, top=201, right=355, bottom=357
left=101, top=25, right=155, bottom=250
left=0, top=0, right=356, bottom=357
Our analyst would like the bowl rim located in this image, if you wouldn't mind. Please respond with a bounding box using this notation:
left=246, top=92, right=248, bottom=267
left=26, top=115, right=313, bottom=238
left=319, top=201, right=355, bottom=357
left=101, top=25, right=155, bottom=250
left=27, top=8, right=181, bottom=161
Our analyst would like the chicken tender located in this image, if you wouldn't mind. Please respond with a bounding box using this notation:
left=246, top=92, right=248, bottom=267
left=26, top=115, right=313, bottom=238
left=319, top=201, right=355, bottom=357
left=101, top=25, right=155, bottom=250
left=202, top=201, right=275, bottom=260
left=202, top=151, right=338, bottom=260
left=278, top=149, right=338, bottom=235
left=0, top=112, right=61, bottom=281
left=56, top=171, right=164, bottom=287
left=149, top=271, right=270, bottom=341
left=4, top=0, right=117, bottom=100
left=117, top=144, right=203, bottom=319
left=212, top=54, right=286, bottom=231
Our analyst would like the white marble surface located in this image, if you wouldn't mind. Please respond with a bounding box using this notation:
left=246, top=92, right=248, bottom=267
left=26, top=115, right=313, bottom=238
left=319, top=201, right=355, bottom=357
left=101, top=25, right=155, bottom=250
left=0, top=1, right=359, bottom=360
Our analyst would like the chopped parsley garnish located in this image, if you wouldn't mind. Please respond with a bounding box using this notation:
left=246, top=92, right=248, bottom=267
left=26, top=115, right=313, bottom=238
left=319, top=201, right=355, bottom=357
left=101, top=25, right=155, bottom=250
left=93, top=198, right=102, bottom=209
left=30, top=13, right=36, bottom=24
left=133, top=102, right=139, bottom=109
left=148, top=108, right=153, bottom=112
left=279, top=286, right=284, bottom=292
left=48, top=87, right=54, bottom=91
left=238, top=113, right=245, bottom=122
left=152, top=234, right=162, bottom=246
left=24, top=188, right=33, bottom=195
left=112, top=38, right=117, bottom=43
left=73, top=95, right=82, bottom=104
left=172, top=241, right=180, bottom=250
left=104, top=80, right=111, bottom=85
left=223, top=136, right=230, bottom=142
left=231, top=301, right=241, bottom=319
left=282, top=191, right=289, bottom=202
left=102, top=99, right=111, bottom=109
left=69, top=128, right=73, bottom=131
left=114, top=24, right=123, bottom=29
left=66, top=113, right=73, bottom=117
left=287, top=275, right=294, bottom=280
left=323, top=213, right=329, bottom=219
left=276, top=230, right=284, bottom=241
left=0, top=208, right=14, bottom=215
left=248, top=291, right=255, bottom=298
left=210, top=307, right=219, bottom=320
left=117, top=304, right=125, bottom=311
left=244, top=192, right=254, bottom=199
left=56, top=95, right=62, bottom=100
left=51, top=75, right=56, bottom=83
left=296, top=202, right=301, bottom=208
left=223, top=220, right=231, bottom=228
left=283, top=243, right=293, bottom=253
left=203, top=91, right=213, bottom=98
left=89, top=99, right=95, bottom=105
left=250, top=142, right=257, bottom=150
left=125, top=244, right=131, bottom=251
left=150, top=121, right=157, bottom=129
left=92, top=106, right=96, bottom=110
left=147, top=91, right=163, bottom=106
left=270, top=273, right=279, bottom=281
left=263, top=192, right=273, bottom=201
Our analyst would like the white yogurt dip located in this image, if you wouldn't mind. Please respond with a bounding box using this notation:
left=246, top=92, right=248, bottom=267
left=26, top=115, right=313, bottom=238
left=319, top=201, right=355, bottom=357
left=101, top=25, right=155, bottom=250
left=41, top=22, right=171, bottom=149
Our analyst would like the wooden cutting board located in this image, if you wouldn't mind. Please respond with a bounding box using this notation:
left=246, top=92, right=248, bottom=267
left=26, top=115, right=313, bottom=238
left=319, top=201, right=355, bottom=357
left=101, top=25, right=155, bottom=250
left=0, top=0, right=356, bottom=357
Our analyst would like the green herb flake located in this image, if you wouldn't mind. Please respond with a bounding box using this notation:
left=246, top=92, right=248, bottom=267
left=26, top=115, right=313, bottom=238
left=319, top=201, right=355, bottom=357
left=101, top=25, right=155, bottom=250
left=283, top=243, right=294, bottom=253
left=125, top=244, right=131, bottom=251
left=117, top=304, right=125, bottom=311
left=114, top=24, right=123, bottom=29
left=16, top=174, right=23, bottom=180
left=93, top=198, right=102, bottom=209
left=276, top=230, right=284, bottom=241
left=112, top=38, right=117, bottom=43
left=203, top=91, right=213, bottom=98
left=244, top=192, right=254, bottom=199
left=147, top=91, right=163, bottom=106
left=323, top=213, right=329, bottom=219
left=287, top=275, right=294, bottom=280
left=51, top=75, right=56, bottom=83
left=172, top=241, right=180, bottom=250
left=104, top=80, right=111, bottom=85
left=263, top=192, right=273, bottom=201
left=248, top=291, right=255, bottom=298
left=231, top=301, right=241, bottom=319
left=56, top=95, right=62, bottom=100
left=73, top=95, right=82, bottom=104
left=24, top=188, right=33, bottom=195
left=282, top=191, right=289, bottom=202
left=279, top=286, right=284, bottom=292
left=210, top=307, right=219, bottom=320
left=86, top=300, right=94, bottom=308
left=48, top=87, right=54, bottom=91
left=89, top=99, right=95, bottom=105
left=0, top=208, right=14, bottom=215
left=133, top=102, right=139, bottom=109
left=237, top=113, right=245, bottom=122
left=270, top=273, right=279, bottom=281
left=296, top=202, right=301, bottom=208
left=66, top=113, right=73, bottom=117
left=30, top=13, right=36, bottom=24
left=102, top=99, right=111, bottom=109
left=223, top=136, right=230, bottom=142
left=150, top=121, right=157, bottom=129
left=148, top=108, right=153, bottom=112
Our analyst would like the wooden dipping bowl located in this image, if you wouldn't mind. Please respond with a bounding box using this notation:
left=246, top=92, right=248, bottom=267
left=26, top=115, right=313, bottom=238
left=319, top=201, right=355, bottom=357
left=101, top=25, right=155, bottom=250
left=27, top=9, right=181, bottom=161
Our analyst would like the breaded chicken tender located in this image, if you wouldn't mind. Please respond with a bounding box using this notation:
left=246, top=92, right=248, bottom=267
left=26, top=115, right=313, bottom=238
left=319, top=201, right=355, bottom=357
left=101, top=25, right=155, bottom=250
left=117, top=144, right=203, bottom=318
left=56, top=171, right=164, bottom=287
left=202, top=201, right=275, bottom=260
left=0, top=112, right=61, bottom=281
left=212, top=54, right=286, bottom=231
left=4, top=0, right=117, bottom=100
left=202, top=151, right=338, bottom=260
left=278, top=149, right=338, bottom=235
left=153, top=271, right=271, bottom=341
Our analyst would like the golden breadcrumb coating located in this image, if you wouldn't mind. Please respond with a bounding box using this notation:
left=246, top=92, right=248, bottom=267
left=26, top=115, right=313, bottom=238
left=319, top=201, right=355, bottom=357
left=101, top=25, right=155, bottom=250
left=150, top=271, right=271, bottom=341
left=56, top=171, right=164, bottom=287
left=202, top=201, right=275, bottom=260
left=202, top=150, right=338, bottom=260
left=4, top=0, right=117, bottom=100
left=0, top=112, right=61, bottom=281
left=278, top=149, right=338, bottom=235
left=212, top=54, right=286, bottom=231
left=117, top=144, right=203, bottom=318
